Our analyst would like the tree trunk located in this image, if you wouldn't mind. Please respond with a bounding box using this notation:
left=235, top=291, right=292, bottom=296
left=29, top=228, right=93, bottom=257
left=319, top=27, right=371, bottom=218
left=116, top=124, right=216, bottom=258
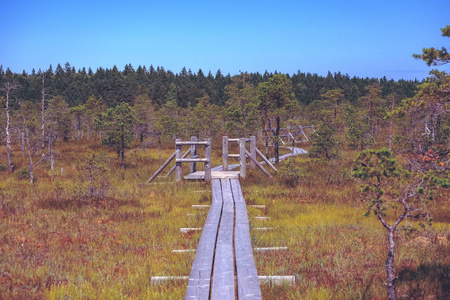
left=386, top=229, right=397, bottom=300
left=275, top=116, right=280, bottom=164
left=23, top=118, right=34, bottom=184
left=41, top=73, right=45, bottom=149
left=121, top=148, right=125, bottom=169
left=21, top=131, right=25, bottom=156
left=87, top=124, right=91, bottom=140
left=5, top=84, right=14, bottom=173
left=48, top=135, right=54, bottom=170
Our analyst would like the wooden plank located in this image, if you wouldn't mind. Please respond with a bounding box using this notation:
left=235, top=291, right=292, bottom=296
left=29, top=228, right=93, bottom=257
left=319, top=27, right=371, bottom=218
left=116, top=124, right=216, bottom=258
left=254, top=247, right=288, bottom=252
left=254, top=216, right=270, bottom=220
left=165, top=148, right=192, bottom=177
left=255, top=148, right=278, bottom=172
left=184, top=171, right=205, bottom=180
left=146, top=151, right=176, bottom=183
left=204, top=139, right=211, bottom=182
left=258, top=276, right=295, bottom=286
left=185, top=179, right=223, bottom=300
left=232, top=178, right=262, bottom=299
left=172, top=249, right=197, bottom=253
left=151, top=276, right=189, bottom=284
left=192, top=205, right=210, bottom=209
left=250, top=136, right=256, bottom=169
left=176, top=141, right=210, bottom=146
left=245, top=149, right=273, bottom=178
left=222, top=136, right=228, bottom=171
left=250, top=205, right=265, bottom=208
left=190, top=136, right=198, bottom=173
left=211, top=171, right=240, bottom=179
left=180, top=228, right=202, bottom=233
left=240, top=138, right=247, bottom=178
left=177, top=158, right=209, bottom=163
left=211, top=179, right=235, bottom=300
left=175, top=139, right=182, bottom=181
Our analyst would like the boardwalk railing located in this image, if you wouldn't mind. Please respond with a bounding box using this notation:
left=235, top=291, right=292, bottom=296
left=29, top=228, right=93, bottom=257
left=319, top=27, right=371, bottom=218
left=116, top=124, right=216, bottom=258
left=147, top=137, right=211, bottom=183
left=222, top=136, right=277, bottom=179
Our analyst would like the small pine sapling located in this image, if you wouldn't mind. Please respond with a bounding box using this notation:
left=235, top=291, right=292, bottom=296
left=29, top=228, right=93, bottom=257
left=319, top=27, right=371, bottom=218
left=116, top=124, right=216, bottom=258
left=352, top=147, right=448, bottom=300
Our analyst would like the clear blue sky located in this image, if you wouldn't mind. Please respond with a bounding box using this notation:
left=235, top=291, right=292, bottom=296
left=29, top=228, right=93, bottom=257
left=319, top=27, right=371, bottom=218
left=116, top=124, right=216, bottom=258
left=1, top=0, right=449, bottom=80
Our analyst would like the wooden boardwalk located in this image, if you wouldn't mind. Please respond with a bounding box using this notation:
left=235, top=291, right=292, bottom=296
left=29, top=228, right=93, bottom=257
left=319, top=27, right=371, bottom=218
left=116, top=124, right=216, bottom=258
left=185, top=178, right=262, bottom=300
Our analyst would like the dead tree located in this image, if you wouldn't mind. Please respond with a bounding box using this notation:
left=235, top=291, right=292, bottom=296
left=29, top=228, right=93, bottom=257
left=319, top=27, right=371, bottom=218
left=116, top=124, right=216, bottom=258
left=1, top=82, right=18, bottom=173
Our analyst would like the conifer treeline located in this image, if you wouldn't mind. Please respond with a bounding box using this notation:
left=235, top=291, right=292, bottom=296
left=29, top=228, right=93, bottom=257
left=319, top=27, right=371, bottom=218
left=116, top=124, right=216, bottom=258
left=0, top=63, right=419, bottom=108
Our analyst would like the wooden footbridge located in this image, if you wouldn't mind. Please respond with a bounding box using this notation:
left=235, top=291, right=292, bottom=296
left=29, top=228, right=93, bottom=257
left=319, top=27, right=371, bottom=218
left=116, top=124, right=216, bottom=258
left=148, top=136, right=306, bottom=299
left=185, top=178, right=261, bottom=299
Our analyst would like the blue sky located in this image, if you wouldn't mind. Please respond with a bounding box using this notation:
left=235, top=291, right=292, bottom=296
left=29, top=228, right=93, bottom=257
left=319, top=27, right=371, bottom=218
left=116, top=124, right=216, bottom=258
left=1, top=0, right=449, bottom=80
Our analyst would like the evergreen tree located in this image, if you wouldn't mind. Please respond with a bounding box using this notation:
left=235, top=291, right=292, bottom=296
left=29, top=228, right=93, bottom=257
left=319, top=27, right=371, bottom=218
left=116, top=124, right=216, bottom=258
left=258, top=74, right=298, bottom=163
left=99, top=102, right=135, bottom=168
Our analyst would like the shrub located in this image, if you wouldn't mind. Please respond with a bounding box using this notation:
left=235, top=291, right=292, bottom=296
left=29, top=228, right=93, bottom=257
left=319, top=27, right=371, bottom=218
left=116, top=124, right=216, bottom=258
left=15, top=167, right=29, bottom=180
left=308, top=123, right=339, bottom=160
left=75, top=151, right=110, bottom=201
left=278, top=158, right=304, bottom=187
left=0, top=163, right=7, bottom=172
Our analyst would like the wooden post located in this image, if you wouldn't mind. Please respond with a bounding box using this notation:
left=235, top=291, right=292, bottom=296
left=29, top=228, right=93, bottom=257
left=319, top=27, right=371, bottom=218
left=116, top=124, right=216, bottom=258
left=250, top=136, right=256, bottom=169
left=204, top=138, right=211, bottom=181
left=239, top=138, right=246, bottom=179
left=222, top=136, right=228, bottom=171
left=175, top=139, right=182, bottom=181
left=190, top=136, right=197, bottom=173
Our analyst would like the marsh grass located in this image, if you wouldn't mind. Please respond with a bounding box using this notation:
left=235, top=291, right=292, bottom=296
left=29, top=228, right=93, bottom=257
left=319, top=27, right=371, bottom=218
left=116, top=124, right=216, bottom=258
left=0, top=139, right=448, bottom=299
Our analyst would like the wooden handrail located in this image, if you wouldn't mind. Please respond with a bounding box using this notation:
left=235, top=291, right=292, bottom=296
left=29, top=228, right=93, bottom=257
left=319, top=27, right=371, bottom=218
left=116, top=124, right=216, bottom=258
left=245, top=149, right=273, bottom=178
left=255, top=148, right=278, bottom=172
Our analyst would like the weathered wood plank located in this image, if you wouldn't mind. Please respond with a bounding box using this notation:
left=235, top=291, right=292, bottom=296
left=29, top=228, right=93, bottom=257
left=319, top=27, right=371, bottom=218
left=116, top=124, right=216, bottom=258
left=146, top=151, right=176, bottom=183
left=240, top=138, right=247, bottom=178
left=177, top=158, right=209, bottom=163
left=211, top=179, right=235, bottom=300
left=235, top=224, right=262, bottom=299
left=255, top=147, right=278, bottom=172
left=222, top=136, right=228, bottom=171
left=185, top=179, right=223, bottom=300
left=204, top=138, right=212, bottom=182
left=245, top=149, right=273, bottom=178
left=232, top=178, right=262, bottom=299
left=165, top=148, right=191, bottom=177
left=176, top=141, right=210, bottom=146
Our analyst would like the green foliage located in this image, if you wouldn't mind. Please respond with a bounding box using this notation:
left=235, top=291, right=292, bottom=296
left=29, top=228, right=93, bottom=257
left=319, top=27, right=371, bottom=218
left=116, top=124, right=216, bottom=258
left=278, top=158, right=304, bottom=187
left=15, top=167, right=30, bottom=180
left=224, top=72, right=260, bottom=136
left=98, top=102, right=135, bottom=167
left=352, top=147, right=400, bottom=181
left=258, top=73, right=297, bottom=118
left=47, top=95, right=71, bottom=141
left=413, top=25, right=450, bottom=66
left=344, top=104, right=372, bottom=150
left=154, top=99, right=180, bottom=141
left=0, top=163, right=6, bottom=172
left=188, top=95, right=223, bottom=138
left=75, top=151, right=110, bottom=201
left=308, top=123, right=339, bottom=160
